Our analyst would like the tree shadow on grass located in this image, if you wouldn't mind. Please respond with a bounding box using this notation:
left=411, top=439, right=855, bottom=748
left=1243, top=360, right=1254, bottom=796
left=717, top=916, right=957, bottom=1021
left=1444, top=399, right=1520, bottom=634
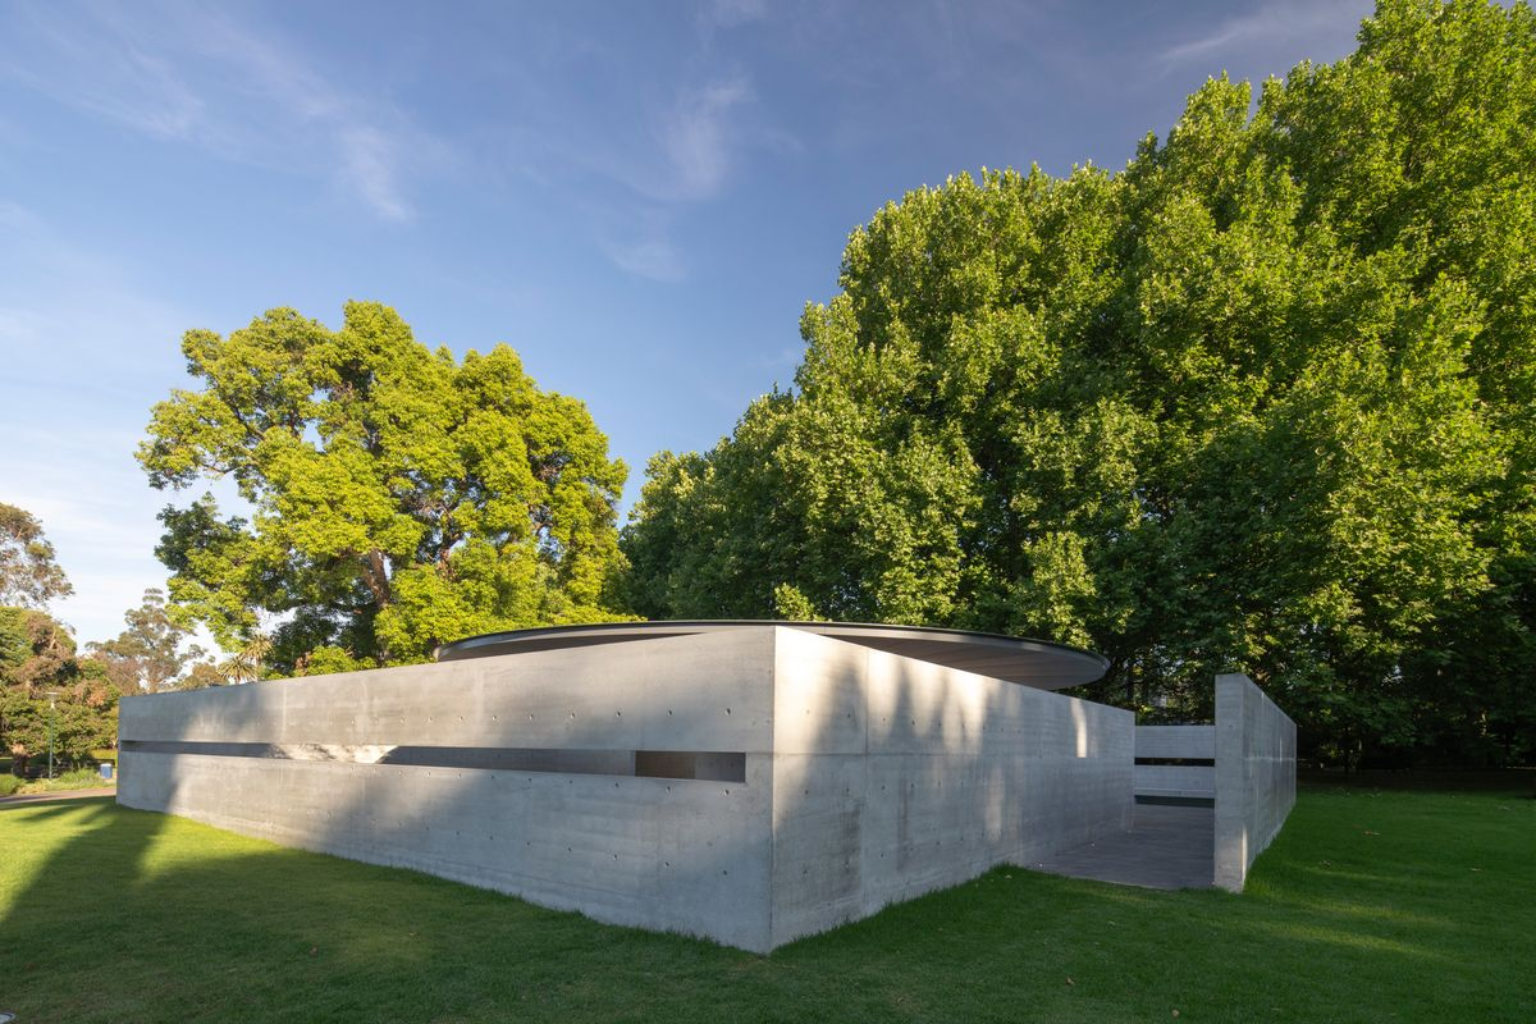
left=3, top=791, right=1532, bottom=1024
left=0, top=797, right=759, bottom=1024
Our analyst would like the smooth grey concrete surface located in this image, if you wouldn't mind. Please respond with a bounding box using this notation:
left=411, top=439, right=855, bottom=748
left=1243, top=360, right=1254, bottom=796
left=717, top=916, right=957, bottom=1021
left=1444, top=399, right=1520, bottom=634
left=1134, top=764, right=1215, bottom=800
left=122, top=628, right=779, bottom=950
left=1213, top=673, right=1297, bottom=892
left=120, top=625, right=1131, bottom=952
left=1031, top=804, right=1215, bottom=889
left=767, top=628, right=1132, bottom=947
left=1134, top=725, right=1216, bottom=800
left=1135, top=725, right=1216, bottom=759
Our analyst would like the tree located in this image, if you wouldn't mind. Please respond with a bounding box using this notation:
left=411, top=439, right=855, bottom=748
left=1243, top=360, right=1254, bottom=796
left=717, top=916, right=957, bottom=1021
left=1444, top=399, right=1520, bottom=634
left=217, top=632, right=271, bottom=684
left=176, top=660, right=229, bottom=692
left=0, top=607, right=119, bottom=774
left=86, top=588, right=207, bottom=693
left=139, top=301, right=630, bottom=672
left=621, top=0, right=1536, bottom=767
left=0, top=503, right=72, bottom=607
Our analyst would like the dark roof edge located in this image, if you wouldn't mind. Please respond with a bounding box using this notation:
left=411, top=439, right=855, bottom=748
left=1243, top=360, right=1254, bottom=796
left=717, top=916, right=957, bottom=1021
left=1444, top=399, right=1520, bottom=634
left=435, top=620, right=1109, bottom=690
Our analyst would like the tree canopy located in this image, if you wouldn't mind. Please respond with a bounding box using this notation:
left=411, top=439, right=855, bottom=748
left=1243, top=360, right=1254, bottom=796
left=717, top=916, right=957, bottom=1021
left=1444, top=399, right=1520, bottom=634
left=140, top=301, right=629, bottom=673
left=621, top=0, right=1536, bottom=766
left=0, top=606, right=119, bottom=772
left=0, top=503, right=72, bottom=608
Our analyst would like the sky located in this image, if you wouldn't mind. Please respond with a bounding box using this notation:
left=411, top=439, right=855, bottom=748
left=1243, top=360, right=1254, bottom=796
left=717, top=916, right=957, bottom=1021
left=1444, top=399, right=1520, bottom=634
left=0, top=0, right=1374, bottom=647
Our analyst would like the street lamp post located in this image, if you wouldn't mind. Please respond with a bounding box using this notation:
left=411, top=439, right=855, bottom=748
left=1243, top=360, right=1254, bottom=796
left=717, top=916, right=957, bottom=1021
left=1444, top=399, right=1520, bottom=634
left=45, top=689, right=60, bottom=780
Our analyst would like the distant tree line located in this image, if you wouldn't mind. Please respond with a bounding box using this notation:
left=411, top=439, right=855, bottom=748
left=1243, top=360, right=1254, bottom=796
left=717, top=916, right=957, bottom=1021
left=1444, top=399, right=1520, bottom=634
left=2, top=506, right=121, bottom=772
left=2, top=504, right=253, bottom=772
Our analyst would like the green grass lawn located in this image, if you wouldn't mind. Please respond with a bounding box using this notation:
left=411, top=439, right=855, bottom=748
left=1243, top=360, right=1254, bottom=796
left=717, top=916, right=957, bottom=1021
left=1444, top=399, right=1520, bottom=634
left=2, top=786, right=1531, bottom=1024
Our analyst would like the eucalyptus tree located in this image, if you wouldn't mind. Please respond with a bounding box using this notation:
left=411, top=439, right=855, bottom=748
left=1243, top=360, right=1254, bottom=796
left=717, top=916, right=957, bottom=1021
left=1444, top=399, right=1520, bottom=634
left=87, top=588, right=207, bottom=693
left=0, top=503, right=72, bottom=608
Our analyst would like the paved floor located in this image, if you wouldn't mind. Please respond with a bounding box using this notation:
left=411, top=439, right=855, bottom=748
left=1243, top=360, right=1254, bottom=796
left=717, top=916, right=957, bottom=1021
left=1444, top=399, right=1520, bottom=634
left=1030, top=803, right=1214, bottom=890
left=0, top=787, right=116, bottom=810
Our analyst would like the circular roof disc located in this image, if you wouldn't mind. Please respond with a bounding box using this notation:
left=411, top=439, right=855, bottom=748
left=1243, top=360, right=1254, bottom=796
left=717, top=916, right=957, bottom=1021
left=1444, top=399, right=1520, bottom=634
left=437, top=620, right=1108, bottom=691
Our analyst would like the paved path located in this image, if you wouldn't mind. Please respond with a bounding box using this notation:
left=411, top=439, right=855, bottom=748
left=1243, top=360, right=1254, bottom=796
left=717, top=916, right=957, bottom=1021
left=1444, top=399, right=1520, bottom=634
left=0, top=787, right=116, bottom=810
left=1030, top=803, right=1214, bottom=890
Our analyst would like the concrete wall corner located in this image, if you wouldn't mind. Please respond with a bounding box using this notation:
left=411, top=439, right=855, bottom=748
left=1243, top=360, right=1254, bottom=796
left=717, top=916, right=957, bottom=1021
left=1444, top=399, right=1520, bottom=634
left=1213, top=673, right=1297, bottom=892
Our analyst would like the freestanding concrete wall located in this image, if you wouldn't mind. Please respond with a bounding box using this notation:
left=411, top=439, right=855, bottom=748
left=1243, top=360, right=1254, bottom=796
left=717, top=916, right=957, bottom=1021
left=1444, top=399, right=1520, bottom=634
left=119, top=625, right=1132, bottom=952
left=1212, top=673, right=1297, bottom=892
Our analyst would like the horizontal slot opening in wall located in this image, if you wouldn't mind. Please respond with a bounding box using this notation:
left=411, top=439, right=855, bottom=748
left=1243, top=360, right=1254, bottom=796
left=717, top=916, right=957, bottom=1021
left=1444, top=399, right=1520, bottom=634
left=1135, top=757, right=1216, bottom=767
left=120, top=740, right=746, bottom=783
left=1135, top=794, right=1215, bottom=808
left=634, top=750, right=745, bottom=782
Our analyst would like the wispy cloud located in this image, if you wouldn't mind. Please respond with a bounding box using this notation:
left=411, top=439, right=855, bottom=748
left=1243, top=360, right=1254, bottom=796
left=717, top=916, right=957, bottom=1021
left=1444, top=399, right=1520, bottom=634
left=483, top=7, right=785, bottom=282
left=576, top=73, right=780, bottom=279
left=601, top=235, right=688, bottom=284
left=337, top=125, right=413, bottom=223
left=1159, top=0, right=1369, bottom=70
left=659, top=77, right=754, bottom=202
left=0, top=0, right=425, bottom=221
left=587, top=201, right=690, bottom=284
left=702, top=0, right=768, bottom=31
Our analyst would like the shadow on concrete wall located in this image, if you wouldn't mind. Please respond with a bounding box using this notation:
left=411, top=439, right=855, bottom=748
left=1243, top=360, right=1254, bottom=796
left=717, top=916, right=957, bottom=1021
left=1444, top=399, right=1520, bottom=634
left=262, top=633, right=1113, bottom=945
left=115, top=635, right=784, bottom=948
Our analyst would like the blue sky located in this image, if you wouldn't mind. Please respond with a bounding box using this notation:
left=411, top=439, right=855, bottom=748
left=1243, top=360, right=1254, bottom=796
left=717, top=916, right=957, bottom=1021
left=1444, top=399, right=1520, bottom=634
left=0, top=0, right=1372, bottom=646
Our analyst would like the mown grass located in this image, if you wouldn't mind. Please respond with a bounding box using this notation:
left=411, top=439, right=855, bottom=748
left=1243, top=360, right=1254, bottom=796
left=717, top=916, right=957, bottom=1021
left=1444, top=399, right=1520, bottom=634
left=2, top=786, right=1531, bottom=1023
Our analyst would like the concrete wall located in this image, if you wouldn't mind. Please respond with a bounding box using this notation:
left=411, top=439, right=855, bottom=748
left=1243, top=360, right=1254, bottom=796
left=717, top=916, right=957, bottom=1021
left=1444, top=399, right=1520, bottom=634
left=1212, top=673, right=1297, bottom=892
left=120, top=625, right=1134, bottom=952
left=1134, top=725, right=1215, bottom=801
left=768, top=629, right=1133, bottom=947
left=121, top=628, right=780, bottom=951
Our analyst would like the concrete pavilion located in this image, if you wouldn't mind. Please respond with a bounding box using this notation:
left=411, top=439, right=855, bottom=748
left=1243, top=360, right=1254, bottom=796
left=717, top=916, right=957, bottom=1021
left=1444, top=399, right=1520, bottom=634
left=118, top=621, right=1292, bottom=952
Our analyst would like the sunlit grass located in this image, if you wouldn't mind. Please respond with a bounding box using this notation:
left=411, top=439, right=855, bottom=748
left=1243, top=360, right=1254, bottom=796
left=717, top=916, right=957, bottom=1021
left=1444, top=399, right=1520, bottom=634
left=2, top=786, right=1532, bottom=1023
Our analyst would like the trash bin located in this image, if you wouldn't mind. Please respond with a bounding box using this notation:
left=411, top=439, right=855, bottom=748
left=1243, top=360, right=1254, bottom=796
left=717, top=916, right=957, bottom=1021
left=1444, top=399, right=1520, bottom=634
left=100, top=762, right=114, bottom=781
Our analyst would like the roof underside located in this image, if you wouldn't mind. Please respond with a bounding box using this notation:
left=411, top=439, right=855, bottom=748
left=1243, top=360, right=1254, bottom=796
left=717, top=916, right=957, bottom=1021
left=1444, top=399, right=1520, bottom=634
left=436, top=621, right=1108, bottom=691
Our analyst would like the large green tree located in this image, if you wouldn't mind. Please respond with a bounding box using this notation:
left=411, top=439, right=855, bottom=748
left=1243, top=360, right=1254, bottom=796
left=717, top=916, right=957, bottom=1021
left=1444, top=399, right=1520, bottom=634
left=140, top=301, right=629, bottom=672
left=622, top=0, right=1536, bottom=766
